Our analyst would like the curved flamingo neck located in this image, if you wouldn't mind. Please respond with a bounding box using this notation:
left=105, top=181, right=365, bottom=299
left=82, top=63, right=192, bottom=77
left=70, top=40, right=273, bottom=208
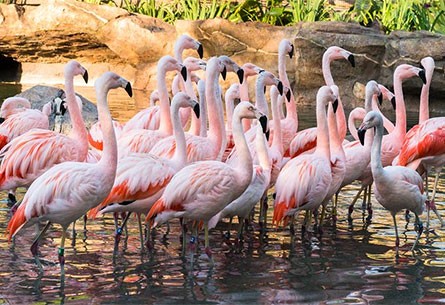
left=327, top=104, right=343, bottom=151
left=419, top=73, right=432, bottom=124
left=278, top=47, right=297, bottom=122
left=157, top=68, right=173, bottom=135
left=348, top=107, right=365, bottom=141
left=198, top=80, right=207, bottom=138
left=170, top=101, right=188, bottom=170
left=205, top=58, right=225, bottom=159
left=240, top=74, right=252, bottom=131
left=335, top=98, right=347, bottom=141
left=95, top=86, right=117, bottom=176
left=315, top=97, right=330, bottom=159
left=185, top=71, right=199, bottom=136
left=232, top=109, right=253, bottom=185
left=255, top=77, right=270, bottom=118
left=65, top=72, right=88, bottom=160
left=322, top=52, right=335, bottom=86
left=370, top=120, right=385, bottom=176
left=271, top=90, right=283, bottom=155
left=393, top=74, right=407, bottom=136
left=225, top=94, right=234, bottom=135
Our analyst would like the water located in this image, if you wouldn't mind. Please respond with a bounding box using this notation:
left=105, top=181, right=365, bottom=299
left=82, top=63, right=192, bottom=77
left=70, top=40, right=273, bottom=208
left=0, top=84, right=445, bottom=305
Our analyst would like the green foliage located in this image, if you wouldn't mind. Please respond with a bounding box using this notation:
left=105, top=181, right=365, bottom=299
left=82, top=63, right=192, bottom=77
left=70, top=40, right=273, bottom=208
left=75, top=0, right=445, bottom=34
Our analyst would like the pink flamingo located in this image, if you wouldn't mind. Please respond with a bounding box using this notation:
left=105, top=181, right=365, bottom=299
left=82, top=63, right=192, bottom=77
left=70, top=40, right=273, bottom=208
left=149, top=57, right=227, bottom=163
left=273, top=86, right=338, bottom=232
left=117, top=56, right=186, bottom=158
left=357, top=111, right=425, bottom=256
left=0, top=60, right=89, bottom=205
left=288, top=46, right=355, bottom=158
left=87, top=93, right=199, bottom=249
left=0, top=97, right=31, bottom=122
left=394, top=57, right=445, bottom=227
left=0, top=101, right=52, bottom=150
left=6, top=71, right=132, bottom=267
left=146, top=101, right=267, bottom=262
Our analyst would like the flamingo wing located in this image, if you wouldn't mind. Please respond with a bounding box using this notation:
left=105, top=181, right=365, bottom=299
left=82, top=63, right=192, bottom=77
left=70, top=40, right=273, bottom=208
left=289, top=127, right=317, bottom=158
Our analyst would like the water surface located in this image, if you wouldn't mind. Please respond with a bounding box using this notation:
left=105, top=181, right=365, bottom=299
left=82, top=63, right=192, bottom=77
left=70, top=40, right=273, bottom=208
left=0, top=85, right=444, bottom=305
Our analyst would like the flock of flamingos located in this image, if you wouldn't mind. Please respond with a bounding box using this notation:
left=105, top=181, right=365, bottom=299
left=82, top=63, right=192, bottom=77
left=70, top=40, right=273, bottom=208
left=0, top=34, right=443, bottom=270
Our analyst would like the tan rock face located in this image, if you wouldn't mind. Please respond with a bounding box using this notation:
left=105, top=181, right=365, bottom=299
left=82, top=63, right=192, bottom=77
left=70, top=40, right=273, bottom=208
left=0, top=0, right=444, bottom=114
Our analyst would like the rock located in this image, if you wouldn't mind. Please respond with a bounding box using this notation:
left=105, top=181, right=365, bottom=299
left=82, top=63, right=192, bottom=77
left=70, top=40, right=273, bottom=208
left=17, top=85, right=98, bottom=134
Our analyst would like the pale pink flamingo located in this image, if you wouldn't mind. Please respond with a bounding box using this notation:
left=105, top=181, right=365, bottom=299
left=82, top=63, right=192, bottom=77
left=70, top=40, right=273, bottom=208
left=394, top=57, right=445, bottom=227
left=117, top=56, right=186, bottom=158
left=276, top=39, right=297, bottom=156
left=6, top=71, right=132, bottom=267
left=87, top=93, right=200, bottom=249
left=0, top=60, right=89, bottom=205
left=0, top=101, right=52, bottom=150
left=149, top=57, right=227, bottom=163
left=146, top=101, right=267, bottom=262
left=273, top=86, right=338, bottom=232
left=288, top=46, right=355, bottom=158
left=0, top=97, right=31, bottom=122
left=357, top=111, right=425, bottom=256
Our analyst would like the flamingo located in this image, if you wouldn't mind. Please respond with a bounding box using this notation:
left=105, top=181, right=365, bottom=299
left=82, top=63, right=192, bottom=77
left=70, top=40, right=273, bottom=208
left=288, top=46, right=355, bottom=158
left=0, top=101, right=52, bottom=150
left=117, top=56, right=186, bottom=158
left=87, top=93, right=200, bottom=249
left=357, top=111, right=425, bottom=256
left=273, top=86, right=338, bottom=233
left=146, top=101, right=267, bottom=262
left=0, top=96, right=31, bottom=122
left=149, top=57, right=227, bottom=163
left=0, top=60, right=89, bottom=205
left=223, top=83, right=241, bottom=159
left=239, top=62, right=264, bottom=131
left=6, top=71, right=132, bottom=267
left=394, top=57, right=445, bottom=227
left=87, top=120, right=124, bottom=151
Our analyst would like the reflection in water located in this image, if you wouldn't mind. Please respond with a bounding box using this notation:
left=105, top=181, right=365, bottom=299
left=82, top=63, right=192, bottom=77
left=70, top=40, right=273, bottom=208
left=0, top=86, right=444, bottom=304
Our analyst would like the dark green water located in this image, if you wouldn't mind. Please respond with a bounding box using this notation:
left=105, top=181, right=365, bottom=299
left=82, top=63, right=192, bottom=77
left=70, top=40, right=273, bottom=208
left=0, top=85, right=444, bottom=305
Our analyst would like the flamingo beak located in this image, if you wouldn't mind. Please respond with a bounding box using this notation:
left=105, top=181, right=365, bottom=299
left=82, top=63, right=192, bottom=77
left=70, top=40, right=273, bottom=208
left=181, top=66, right=188, bottom=82
left=237, top=68, right=244, bottom=84
left=83, top=70, right=89, bottom=84
left=358, top=128, right=366, bottom=146
left=286, top=88, right=291, bottom=102
left=348, top=54, right=355, bottom=67
left=193, top=103, right=200, bottom=119
left=289, top=45, right=294, bottom=59
left=277, top=81, right=284, bottom=96
left=378, top=92, right=383, bottom=105
left=259, top=115, right=268, bottom=134
left=391, top=96, right=396, bottom=110
left=419, top=69, right=427, bottom=84
left=221, top=66, right=227, bottom=80
left=0, top=117, right=5, bottom=124
left=125, top=82, right=133, bottom=97
left=265, top=129, right=270, bottom=141
left=197, top=44, right=204, bottom=59
left=332, top=99, right=339, bottom=113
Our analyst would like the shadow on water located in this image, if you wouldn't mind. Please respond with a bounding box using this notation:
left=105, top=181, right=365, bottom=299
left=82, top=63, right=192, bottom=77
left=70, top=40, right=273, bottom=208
left=0, top=85, right=445, bottom=304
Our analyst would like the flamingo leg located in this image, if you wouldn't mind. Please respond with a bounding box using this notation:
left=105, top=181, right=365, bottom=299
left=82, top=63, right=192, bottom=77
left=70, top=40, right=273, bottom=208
left=366, top=185, right=373, bottom=222
left=115, top=212, right=132, bottom=245
left=259, top=191, right=268, bottom=230
left=348, top=186, right=365, bottom=222
left=59, top=229, right=66, bottom=266
left=30, top=221, right=52, bottom=270
left=425, top=170, right=431, bottom=231
left=430, top=171, right=444, bottom=227
left=412, top=213, right=424, bottom=251
left=137, top=213, right=144, bottom=251
left=225, top=217, right=233, bottom=240
left=235, top=216, right=244, bottom=246
left=392, top=214, right=399, bottom=257
left=333, top=191, right=339, bottom=223
left=204, top=222, right=214, bottom=266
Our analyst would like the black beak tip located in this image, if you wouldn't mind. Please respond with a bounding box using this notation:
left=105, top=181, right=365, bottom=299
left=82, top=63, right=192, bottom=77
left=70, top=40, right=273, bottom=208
left=125, top=82, right=133, bottom=97
left=259, top=115, right=268, bottom=134
left=237, top=69, right=244, bottom=84
left=348, top=54, right=355, bottom=68
left=197, top=44, right=204, bottom=59
left=378, top=93, right=383, bottom=105
left=0, top=117, right=5, bottom=124
left=419, top=69, right=427, bottom=84
left=193, top=103, right=200, bottom=119
left=289, top=45, right=294, bottom=59
left=358, top=129, right=366, bottom=146
left=83, top=70, right=89, bottom=84
left=221, top=66, right=227, bottom=81
left=333, top=99, right=339, bottom=113
left=265, top=129, right=270, bottom=141
left=391, top=97, right=396, bottom=110
left=181, top=66, right=188, bottom=82
left=286, top=89, right=291, bottom=102
left=277, top=81, right=284, bottom=96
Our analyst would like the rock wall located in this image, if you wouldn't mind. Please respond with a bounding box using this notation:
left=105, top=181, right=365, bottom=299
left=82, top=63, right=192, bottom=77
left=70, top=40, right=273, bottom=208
left=0, top=0, right=444, bottom=113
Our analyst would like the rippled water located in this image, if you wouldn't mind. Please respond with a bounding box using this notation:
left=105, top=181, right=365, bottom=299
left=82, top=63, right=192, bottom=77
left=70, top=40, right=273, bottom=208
left=0, top=85, right=445, bottom=305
